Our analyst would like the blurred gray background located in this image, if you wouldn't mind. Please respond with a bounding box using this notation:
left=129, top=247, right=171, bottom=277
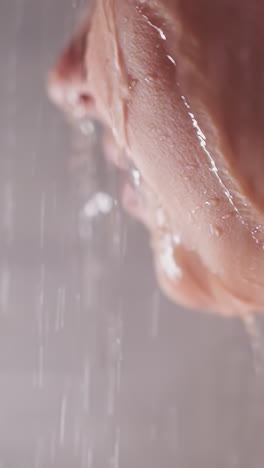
left=0, top=0, right=264, bottom=467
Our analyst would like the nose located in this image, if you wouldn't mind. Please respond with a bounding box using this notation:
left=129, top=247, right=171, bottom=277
left=48, top=23, right=94, bottom=119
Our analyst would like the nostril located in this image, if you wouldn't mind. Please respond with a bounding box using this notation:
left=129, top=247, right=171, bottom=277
left=48, top=72, right=95, bottom=118
left=79, top=93, right=94, bottom=107
left=64, top=89, right=95, bottom=119
left=70, top=92, right=95, bottom=118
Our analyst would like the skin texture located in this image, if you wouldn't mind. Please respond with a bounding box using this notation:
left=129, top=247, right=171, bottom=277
left=49, top=0, right=264, bottom=316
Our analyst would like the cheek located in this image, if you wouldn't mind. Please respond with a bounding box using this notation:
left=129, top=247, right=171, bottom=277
left=85, top=1, right=264, bottom=313
left=122, top=36, right=264, bottom=305
left=87, top=4, right=232, bottom=264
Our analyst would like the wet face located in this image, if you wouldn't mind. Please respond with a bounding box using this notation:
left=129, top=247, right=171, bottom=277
left=49, top=0, right=264, bottom=316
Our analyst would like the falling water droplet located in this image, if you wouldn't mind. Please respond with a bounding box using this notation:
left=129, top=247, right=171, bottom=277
left=3, top=180, right=14, bottom=244
left=34, top=437, right=44, bottom=468
left=159, top=233, right=182, bottom=280
left=88, top=448, right=94, bottom=468
left=50, top=430, right=57, bottom=464
left=107, top=367, right=116, bottom=416
left=0, top=265, right=10, bottom=315
left=243, top=314, right=264, bottom=375
left=59, top=394, right=67, bottom=446
left=112, top=427, right=120, bottom=468
left=79, top=119, right=95, bottom=136
left=55, top=286, right=66, bottom=332
left=150, top=290, right=161, bottom=339
left=33, top=344, right=44, bottom=390
left=40, top=192, right=46, bottom=250
left=82, top=192, right=114, bottom=218
left=82, top=360, right=91, bottom=413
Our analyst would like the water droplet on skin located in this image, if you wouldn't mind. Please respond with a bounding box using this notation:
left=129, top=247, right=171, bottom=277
left=139, top=10, right=167, bottom=41
left=189, top=207, right=200, bottom=223
left=180, top=95, right=257, bottom=248
left=144, top=74, right=156, bottom=84
left=128, top=79, right=137, bottom=90
left=130, top=167, right=141, bottom=187
left=210, top=224, right=223, bottom=238
left=167, top=55, right=176, bottom=66
left=191, top=206, right=200, bottom=215
left=205, top=197, right=220, bottom=207
left=222, top=211, right=235, bottom=220
left=250, top=226, right=264, bottom=249
left=253, top=224, right=263, bottom=233
left=186, top=163, right=199, bottom=171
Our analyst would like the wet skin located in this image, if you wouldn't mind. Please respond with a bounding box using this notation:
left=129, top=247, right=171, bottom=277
left=49, top=0, right=264, bottom=316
